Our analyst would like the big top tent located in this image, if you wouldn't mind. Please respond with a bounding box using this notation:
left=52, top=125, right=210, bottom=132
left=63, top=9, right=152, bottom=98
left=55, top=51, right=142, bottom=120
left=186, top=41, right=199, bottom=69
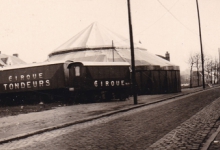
left=48, top=22, right=178, bottom=69
left=48, top=22, right=181, bottom=94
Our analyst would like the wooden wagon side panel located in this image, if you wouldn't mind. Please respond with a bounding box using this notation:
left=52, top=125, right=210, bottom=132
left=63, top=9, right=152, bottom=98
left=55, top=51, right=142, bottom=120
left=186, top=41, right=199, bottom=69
left=159, top=70, right=168, bottom=94
left=151, top=71, right=160, bottom=94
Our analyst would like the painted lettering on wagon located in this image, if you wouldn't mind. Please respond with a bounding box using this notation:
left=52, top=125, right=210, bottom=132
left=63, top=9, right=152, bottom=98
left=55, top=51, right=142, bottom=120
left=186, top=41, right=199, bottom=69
left=3, top=73, right=50, bottom=91
left=94, top=80, right=125, bottom=87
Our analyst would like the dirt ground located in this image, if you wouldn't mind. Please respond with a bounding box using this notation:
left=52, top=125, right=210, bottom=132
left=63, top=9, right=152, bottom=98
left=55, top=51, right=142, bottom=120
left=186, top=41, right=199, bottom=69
left=0, top=102, right=71, bottom=118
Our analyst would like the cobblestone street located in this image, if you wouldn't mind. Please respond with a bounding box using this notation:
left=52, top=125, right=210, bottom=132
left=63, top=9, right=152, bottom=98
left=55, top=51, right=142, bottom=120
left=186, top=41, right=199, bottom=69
left=0, top=87, right=220, bottom=150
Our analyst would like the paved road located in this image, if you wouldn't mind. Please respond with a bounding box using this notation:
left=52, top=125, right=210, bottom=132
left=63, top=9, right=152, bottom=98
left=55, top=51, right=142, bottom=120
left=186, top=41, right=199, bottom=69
left=0, top=87, right=202, bottom=143
left=1, top=88, right=218, bottom=150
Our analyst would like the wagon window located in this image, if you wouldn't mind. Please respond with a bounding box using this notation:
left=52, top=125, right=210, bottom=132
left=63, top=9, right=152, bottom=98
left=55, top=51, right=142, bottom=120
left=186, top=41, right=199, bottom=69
left=75, top=66, right=80, bottom=76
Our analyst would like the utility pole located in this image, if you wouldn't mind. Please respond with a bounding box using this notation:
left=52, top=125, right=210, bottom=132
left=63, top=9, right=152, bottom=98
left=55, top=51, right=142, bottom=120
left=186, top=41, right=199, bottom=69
left=196, top=0, right=205, bottom=89
left=127, top=0, right=137, bottom=104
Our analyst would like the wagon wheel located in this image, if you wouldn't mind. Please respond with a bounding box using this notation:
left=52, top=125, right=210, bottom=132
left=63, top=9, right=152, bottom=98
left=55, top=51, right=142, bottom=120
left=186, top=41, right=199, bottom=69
left=79, top=93, right=88, bottom=104
left=119, top=93, right=127, bottom=101
left=104, top=92, right=112, bottom=102
left=72, top=93, right=81, bottom=104
left=89, top=93, right=101, bottom=103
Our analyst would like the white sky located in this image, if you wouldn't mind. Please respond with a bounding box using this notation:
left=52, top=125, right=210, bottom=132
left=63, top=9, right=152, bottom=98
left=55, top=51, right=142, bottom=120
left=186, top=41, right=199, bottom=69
left=1, top=0, right=220, bottom=71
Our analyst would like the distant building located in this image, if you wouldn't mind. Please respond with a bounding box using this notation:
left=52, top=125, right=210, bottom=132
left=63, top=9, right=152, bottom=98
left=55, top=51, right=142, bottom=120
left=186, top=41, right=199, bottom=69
left=192, top=71, right=203, bottom=87
left=0, top=51, right=26, bottom=67
left=191, top=71, right=217, bottom=87
left=156, top=51, right=170, bottom=61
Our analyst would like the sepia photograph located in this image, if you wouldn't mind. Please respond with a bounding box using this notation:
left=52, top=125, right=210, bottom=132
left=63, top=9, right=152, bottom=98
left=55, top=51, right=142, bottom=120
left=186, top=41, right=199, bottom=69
left=0, top=0, right=220, bottom=149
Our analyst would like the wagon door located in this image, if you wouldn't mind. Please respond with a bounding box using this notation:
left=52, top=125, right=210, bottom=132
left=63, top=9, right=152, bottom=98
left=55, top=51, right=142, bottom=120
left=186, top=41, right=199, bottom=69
left=69, top=64, right=83, bottom=89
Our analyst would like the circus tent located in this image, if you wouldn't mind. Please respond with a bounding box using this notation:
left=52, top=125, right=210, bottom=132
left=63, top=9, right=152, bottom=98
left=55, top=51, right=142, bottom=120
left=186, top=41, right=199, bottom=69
left=48, top=22, right=181, bottom=94
left=48, top=23, right=177, bottom=67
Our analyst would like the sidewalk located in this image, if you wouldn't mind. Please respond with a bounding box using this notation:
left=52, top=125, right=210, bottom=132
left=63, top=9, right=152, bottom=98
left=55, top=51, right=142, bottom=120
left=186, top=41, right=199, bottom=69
left=149, top=94, right=220, bottom=150
left=0, top=87, right=214, bottom=147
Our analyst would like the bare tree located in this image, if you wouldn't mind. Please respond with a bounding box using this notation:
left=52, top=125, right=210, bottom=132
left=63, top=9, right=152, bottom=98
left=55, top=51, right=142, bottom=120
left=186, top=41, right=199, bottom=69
left=212, top=58, right=219, bottom=84
left=188, top=53, right=196, bottom=88
left=204, top=55, right=212, bottom=84
left=193, top=53, right=201, bottom=86
left=217, top=60, right=220, bottom=84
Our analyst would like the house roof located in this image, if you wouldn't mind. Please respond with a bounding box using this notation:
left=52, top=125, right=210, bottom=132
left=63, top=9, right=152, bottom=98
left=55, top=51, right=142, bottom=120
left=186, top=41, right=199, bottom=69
left=0, top=53, right=26, bottom=66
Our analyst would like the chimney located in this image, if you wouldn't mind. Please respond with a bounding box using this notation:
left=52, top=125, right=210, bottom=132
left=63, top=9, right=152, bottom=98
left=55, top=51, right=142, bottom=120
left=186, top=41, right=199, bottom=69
left=13, top=53, right=18, bottom=57
left=165, top=51, right=170, bottom=61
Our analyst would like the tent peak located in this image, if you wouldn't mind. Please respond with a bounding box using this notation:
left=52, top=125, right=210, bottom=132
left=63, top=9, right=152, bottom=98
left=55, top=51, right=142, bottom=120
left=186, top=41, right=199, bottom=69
left=49, top=22, right=145, bottom=57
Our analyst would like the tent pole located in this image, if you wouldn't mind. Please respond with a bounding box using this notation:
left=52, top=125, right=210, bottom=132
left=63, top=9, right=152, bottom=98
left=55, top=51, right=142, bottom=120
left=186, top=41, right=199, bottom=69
left=127, top=0, right=138, bottom=105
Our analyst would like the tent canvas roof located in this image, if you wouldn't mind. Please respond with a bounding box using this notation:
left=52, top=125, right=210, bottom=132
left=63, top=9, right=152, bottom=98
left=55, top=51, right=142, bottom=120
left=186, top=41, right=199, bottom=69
left=50, top=22, right=143, bottom=55
left=48, top=22, right=179, bottom=70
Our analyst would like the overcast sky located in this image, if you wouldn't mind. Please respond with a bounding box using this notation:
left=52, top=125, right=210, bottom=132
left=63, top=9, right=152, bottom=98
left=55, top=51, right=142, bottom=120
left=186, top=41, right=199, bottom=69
left=1, top=0, right=220, bottom=71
